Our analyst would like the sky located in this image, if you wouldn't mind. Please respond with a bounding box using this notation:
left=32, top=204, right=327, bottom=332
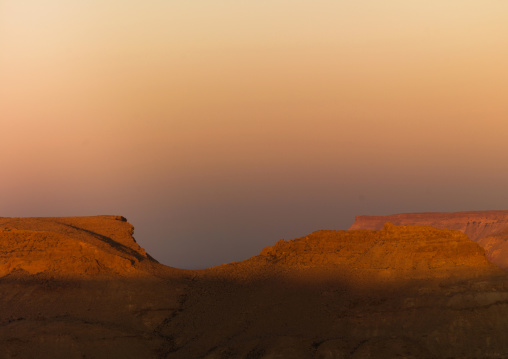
left=1, top=1, right=508, bottom=269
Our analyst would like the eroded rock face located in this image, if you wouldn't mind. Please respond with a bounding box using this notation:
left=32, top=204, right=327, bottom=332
left=0, top=216, right=189, bottom=359
left=0, top=215, right=161, bottom=278
left=258, top=223, right=496, bottom=279
left=164, top=225, right=508, bottom=358
left=4, top=217, right=508, bottom=358
left=349, top=210, right=508, bottom=270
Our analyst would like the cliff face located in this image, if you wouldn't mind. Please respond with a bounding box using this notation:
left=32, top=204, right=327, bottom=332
left=349, top=210, right=508, bottom=270
left=164, top=225, right=508, bottom=358
left=5, top=217, right=508, bottom=358
left=0, top=215, right=163, bottom=278
left=0, top=216, right=188, bottom=358
left=203, top=223, right=498, bottom=282
left=256, top=223, right=497, bottom=279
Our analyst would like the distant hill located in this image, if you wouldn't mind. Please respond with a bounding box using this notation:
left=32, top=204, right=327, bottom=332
left=349, top=210, right=508, bottom=270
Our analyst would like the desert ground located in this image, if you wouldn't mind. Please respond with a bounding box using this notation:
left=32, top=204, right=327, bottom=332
left=3, top=213, right=508, bottom=358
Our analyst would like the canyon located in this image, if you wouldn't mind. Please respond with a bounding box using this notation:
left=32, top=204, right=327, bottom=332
left=2, top=214, right=508, bottom=358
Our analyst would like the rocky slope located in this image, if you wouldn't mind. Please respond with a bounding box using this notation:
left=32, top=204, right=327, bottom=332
left=4, top=216, right=508, bottom=358
left=349, top=210, right=508, bottom=270
left=164, top=224, right=508, bottom=358
left=0, top=215, right=162, bottom=278
left=0, top=216, right=189, bottom=359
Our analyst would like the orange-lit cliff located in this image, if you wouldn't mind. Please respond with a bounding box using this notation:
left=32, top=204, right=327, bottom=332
left=3, top=216, right=508, bottom=358
left=350, top=210, right=508, bottom=270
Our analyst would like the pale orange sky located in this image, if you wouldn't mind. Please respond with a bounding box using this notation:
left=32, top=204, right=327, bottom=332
left=1, top=1, right=508, bottom=268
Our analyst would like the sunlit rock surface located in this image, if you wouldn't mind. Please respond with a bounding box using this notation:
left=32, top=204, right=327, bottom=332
left=174, top=224, right=508, bottom=358
left=3, top=216, right=508, bottom=358
left=349, top=210, right=508, bottom=270
left=0, top=216, right=189, bottom=359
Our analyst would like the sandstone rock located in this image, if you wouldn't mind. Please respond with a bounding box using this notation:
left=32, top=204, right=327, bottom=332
left=0, top=215, right=164, bottom=278
left=349, top=210, right=508, bottom=270
left=0, top=216, right=189, bottom=358
left=163, top=225, right=508, bottom=358
left=4, top=217, right=508, bottom=358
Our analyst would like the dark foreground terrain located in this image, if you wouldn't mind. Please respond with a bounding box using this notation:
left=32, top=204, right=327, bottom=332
left=2, top=215, right=508, bottom=358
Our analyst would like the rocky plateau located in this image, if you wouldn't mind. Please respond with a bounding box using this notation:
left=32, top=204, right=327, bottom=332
left=3, top=214, right=508, bottom=358
left=350, top=210, right=508, bottom=270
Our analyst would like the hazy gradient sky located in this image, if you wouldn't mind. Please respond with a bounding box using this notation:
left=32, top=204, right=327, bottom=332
left=2, top=1, right=508, bottom=268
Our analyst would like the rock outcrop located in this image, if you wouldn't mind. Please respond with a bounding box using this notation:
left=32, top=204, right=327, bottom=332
left=164, top=224, right=508, bottom=358
left=0, top=215, right=164, bottom=278
left=4, top=216, right=508, bottom=358
left=0, top=216, right=189, bottom=359
left=349, top=210, right=508, bottom=270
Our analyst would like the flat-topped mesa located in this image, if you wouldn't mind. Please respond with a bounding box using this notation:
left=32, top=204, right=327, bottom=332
left=207, top=223, right=504, bottom=283
left=0, top=215, right=165, bottom=279
left=349, top=210, right=508, bottom=270
left=349, top=210, right=508, bottom=241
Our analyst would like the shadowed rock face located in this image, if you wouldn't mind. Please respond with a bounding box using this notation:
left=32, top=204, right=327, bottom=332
left=349, top=210, right=508, bottom=270
left=4, top=217, right=508, bottom=358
